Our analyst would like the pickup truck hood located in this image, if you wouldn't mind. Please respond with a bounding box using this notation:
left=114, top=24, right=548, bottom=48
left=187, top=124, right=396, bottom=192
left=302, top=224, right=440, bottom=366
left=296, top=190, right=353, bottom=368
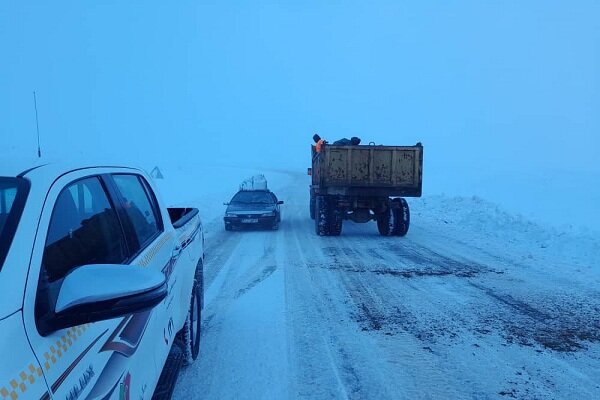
left=226, top=204, right=276, bottom=214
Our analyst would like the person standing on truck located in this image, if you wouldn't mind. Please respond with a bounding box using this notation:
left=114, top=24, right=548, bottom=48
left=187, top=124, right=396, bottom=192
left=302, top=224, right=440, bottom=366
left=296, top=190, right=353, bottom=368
left=313, top=133, right=327, bottom=153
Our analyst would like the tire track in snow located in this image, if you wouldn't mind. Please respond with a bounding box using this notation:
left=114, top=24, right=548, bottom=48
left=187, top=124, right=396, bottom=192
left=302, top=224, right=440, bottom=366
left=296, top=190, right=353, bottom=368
left=336, top=226, right=600, bottom=399
left=288, top=208, right=415, bottom=399
left=324, top=234, right=466, bottom=399
left=174, top=229, right=289, bottom=400
left=282, top=209, right=353, bottom=400
left=202, top=229, right=243, bottom=289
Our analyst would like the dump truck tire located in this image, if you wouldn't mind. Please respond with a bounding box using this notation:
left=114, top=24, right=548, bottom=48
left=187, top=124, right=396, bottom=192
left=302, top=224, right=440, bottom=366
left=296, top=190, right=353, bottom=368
left=315, top=196, right=330, bottom=236
left=391, top=198, right=410, bottom=236
left=377, top=208, right=392, bottom=236
left=329, top=207, right=343, bottom=236
left=310, top=195, right=316, bottom=220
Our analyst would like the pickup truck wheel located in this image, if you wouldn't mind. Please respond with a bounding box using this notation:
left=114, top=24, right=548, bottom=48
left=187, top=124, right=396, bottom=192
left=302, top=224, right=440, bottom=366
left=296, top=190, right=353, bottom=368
left=315, top=196, right=330, bottom=236
left=178, top=260, right=203, bottom=365
left=392, top=198, right=410, bottom=236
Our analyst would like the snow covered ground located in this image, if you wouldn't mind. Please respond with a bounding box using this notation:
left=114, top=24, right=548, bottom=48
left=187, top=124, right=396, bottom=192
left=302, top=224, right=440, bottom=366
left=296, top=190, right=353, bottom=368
left=161, top=165, right=600, bottom=400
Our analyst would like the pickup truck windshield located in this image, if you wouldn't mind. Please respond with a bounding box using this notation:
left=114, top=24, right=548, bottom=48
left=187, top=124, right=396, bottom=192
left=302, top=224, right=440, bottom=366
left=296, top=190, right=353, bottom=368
left=0, top=177, right=30, bottom=270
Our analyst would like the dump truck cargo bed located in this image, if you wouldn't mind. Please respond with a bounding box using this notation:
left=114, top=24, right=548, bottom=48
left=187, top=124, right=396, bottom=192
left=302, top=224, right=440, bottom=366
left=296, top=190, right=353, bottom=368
left=311, top=144, right=423, bottom=197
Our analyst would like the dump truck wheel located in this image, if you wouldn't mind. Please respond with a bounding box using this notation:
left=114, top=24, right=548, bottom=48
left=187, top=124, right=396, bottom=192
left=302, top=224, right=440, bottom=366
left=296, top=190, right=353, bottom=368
left=315, top=196, right=330, bottom=236
left=329, top=208, right=343, bottom=236
left=310, top=195, right=316, bottom=220
left=377, top=208, right=393, bottom=236
left=391, top=198, right=410, bottom=236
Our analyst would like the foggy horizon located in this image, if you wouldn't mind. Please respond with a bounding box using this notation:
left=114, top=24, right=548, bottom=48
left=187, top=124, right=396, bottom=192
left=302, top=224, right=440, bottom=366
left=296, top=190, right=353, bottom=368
left=2, top=1, right=599, bottom=229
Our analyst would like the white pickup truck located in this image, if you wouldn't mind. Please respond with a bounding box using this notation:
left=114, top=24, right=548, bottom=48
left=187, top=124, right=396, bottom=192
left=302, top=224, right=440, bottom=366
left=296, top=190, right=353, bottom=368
left=0, top=163, right=204, bottom=400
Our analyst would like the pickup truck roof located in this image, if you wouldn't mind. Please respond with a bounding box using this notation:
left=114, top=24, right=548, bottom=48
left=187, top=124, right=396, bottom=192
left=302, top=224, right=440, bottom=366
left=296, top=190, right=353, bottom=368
left=17, top=163, right=139, bottom=178
left=1, top=159, right=145, bottom=179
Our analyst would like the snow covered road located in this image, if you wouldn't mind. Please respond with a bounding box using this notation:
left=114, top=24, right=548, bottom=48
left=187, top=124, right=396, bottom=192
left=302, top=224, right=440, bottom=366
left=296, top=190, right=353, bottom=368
left=173, top=173, right=600, bottom=399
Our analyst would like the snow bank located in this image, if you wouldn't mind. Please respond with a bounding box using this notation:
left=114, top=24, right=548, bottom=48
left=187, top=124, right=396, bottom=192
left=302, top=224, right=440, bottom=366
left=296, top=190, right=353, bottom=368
left=426, top=167, right=600, bottom=232
left=411, top=195, right=600, bottom=271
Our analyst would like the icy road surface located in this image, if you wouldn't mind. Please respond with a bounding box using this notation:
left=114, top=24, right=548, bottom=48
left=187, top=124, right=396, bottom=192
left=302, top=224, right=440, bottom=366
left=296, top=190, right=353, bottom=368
left=173, top=174, right=600, bottom=400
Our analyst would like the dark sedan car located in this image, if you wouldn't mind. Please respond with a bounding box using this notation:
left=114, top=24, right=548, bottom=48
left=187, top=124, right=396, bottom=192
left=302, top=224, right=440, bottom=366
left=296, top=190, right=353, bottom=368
left=224, top=190, right=283, bottom=231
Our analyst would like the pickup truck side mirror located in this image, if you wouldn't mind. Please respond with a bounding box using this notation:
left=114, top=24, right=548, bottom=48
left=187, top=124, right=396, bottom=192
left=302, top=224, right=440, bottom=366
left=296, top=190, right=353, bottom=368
left=223, top=202, right=229, bottom=206
left=38, top=264, right=167, bottom=336
left=277, top=200, right=284, bottom=205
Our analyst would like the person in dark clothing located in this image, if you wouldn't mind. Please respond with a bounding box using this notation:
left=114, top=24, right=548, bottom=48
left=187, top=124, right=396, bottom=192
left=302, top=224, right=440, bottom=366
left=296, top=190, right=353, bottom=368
left=333, top=136, right=361, bottom=146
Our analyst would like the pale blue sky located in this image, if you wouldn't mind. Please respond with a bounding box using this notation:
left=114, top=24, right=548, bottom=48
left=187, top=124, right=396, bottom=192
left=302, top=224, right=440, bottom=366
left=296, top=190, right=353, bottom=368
left=1, top=1, right=599, bottom=226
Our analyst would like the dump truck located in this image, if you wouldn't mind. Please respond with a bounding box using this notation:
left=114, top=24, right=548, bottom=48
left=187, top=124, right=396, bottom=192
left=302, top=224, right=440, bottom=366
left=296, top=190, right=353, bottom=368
left=309, top=142, right=423, bottom=236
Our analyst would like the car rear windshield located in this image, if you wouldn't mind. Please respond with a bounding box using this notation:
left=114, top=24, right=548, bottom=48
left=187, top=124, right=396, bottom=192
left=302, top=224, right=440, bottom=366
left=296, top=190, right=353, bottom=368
left=231, top=191, right=273, bottom=204
left=0, top=177, right=30, bottom=270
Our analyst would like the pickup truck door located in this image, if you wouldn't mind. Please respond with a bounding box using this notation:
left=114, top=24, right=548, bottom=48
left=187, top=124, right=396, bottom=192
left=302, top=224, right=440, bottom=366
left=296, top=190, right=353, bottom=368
left=107, top=173, right=181, bottom=387
left=112, top=174, right=200, bottom=359
left=0, top=313, right=50, bottom=400
left=22, top=171, right=167, bottom=400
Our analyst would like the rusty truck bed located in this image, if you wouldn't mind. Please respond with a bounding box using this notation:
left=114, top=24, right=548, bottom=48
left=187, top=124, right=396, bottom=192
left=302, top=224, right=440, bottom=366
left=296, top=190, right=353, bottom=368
left=311, top=144, right=423, bottom=197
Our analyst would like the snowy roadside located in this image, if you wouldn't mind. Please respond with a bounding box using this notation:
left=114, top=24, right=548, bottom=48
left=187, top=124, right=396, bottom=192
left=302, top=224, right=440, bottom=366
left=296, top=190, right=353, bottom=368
left=410, top=195, right=600, bottom=284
